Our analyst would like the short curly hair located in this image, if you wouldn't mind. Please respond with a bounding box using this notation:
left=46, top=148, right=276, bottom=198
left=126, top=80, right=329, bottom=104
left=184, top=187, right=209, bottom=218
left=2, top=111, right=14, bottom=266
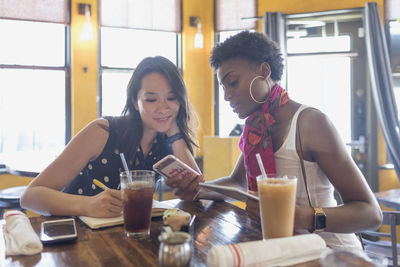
left=210, top=31, right=284, bottom=81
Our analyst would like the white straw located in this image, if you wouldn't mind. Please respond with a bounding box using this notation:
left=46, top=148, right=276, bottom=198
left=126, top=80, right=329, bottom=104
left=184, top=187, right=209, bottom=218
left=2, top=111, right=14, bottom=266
left=120, top=153, right=132, bottom=182
left=255, top=153, right=268, bottom=179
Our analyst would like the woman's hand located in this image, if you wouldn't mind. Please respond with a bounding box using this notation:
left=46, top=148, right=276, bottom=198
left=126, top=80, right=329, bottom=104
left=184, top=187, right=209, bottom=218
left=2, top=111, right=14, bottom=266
left=294, top=205, right=315, bottom=231
left=86, top=189, right=122, bottom=218
left=246, top=191, right=260, bottom=222
left=166, top=173, right=204, bottom=201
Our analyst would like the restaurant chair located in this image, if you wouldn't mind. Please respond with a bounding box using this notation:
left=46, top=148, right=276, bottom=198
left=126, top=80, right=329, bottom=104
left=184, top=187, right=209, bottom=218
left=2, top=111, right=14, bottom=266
left=362, top=210, right=400, bottom=267
left=154, top=176, right=176, bottom=201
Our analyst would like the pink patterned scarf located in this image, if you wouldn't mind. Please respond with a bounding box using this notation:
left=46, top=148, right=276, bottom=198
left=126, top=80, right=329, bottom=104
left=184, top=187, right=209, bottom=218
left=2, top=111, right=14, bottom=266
left=239, top=84, right=289, bottom=191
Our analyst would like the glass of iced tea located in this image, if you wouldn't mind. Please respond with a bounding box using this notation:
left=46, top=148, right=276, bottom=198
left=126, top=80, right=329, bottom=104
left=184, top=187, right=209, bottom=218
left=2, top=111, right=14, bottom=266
left=120, top=170, right=155, bottom=239
left=257, top=175, right=297, bottom=239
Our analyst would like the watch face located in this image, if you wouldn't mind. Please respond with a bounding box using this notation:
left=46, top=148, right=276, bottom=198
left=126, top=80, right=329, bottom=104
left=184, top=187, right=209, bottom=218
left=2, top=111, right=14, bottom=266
left=315, top=213, right=327, bottom=229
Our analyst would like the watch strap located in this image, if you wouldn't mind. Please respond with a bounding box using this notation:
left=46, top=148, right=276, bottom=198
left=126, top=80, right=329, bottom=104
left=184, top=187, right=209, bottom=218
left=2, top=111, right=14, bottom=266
left=314, top=207, right=325, bottom=214
left=312, top=207, right=326, bottom=233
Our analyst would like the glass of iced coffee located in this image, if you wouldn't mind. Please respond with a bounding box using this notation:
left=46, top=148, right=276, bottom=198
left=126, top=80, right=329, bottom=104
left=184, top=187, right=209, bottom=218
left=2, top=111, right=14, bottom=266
left=257, top=175, right=297, bottom=239
left=120, top=170, right=155, bottom=239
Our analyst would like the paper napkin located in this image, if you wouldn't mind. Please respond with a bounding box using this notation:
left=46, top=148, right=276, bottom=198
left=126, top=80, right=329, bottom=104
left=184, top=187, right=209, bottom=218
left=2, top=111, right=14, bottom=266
left=3, top=210, right=43, bottom=256
left=207, top=233, right=329, bottom=267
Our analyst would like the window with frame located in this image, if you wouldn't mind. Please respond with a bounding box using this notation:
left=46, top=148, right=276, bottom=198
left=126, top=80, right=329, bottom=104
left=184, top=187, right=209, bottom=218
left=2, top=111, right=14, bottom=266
left=214, top=0, right=257, bottom=136
left=214, top=30, right=246, bottom=137
left=389, top=21, right=400, bottom=121
left=0, top=18, right=69, bottom=170
left=100, top=28, right=180, bottom=116
left=100, top=0, right=181, bottom=117
left=383, top=20, right=400, bottom=167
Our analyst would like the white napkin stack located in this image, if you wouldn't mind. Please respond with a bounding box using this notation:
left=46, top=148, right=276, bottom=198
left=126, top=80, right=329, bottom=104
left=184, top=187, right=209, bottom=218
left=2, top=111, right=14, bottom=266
left=207, top=234, right=329, bottom=267
left=3, top=210, right=43, bottom=256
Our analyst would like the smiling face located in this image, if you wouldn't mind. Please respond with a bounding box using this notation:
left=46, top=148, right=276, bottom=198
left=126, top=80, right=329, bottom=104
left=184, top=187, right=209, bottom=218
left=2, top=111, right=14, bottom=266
left=217, top=57, right=268, bottom=119
left=133, top=72, right=180, bottom=135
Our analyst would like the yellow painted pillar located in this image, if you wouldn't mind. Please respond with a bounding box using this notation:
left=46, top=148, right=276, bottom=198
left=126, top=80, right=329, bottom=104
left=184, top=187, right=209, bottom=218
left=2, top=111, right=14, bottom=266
left=70, top=0, right=99, bottom=136
left=182, top=0, right=215, bottom=156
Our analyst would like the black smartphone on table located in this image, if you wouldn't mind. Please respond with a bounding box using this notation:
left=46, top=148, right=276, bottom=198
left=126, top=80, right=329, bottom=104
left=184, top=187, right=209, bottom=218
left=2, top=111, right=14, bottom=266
left=40, top=218, right=78, bottom=244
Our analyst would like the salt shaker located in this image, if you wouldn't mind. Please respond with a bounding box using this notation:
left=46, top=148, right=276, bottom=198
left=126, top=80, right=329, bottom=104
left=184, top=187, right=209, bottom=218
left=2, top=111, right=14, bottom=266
left=158, top=231, right=192, bottom=267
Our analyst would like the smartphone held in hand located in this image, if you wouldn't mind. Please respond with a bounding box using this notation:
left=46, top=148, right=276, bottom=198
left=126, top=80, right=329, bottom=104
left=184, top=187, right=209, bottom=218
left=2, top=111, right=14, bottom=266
left=153, top=155, right=200, bottom=179
left=40, top=218, right=78, bottom=244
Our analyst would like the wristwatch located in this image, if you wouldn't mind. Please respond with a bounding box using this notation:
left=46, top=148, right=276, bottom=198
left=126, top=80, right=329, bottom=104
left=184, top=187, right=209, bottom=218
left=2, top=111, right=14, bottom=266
left=312, top=207, right=326, bottom=233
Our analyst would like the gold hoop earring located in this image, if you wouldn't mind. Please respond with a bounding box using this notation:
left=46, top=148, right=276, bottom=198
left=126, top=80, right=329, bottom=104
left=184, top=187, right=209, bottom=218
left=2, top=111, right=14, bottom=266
left=249, top=76, right=267, bottom=104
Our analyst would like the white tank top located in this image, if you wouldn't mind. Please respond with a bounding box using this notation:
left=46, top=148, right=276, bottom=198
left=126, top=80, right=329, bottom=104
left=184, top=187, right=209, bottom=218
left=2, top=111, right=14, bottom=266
left=274, top=105, right=362, bottom=250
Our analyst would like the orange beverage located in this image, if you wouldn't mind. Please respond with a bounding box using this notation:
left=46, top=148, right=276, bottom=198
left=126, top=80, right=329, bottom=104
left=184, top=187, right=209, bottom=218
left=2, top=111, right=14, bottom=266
left=257, top=175, right=297, bottom=239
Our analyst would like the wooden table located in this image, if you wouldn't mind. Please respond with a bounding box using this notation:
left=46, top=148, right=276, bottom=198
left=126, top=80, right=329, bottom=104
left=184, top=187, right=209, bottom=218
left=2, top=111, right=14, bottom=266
left=375, top=189, right=400, bottom=210
left=5, top=200, right=320, bottom=266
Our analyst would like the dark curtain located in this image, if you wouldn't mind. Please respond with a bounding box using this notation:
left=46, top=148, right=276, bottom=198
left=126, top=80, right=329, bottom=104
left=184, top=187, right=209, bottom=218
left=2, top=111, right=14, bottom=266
left=364, top=2, right=400, bottom=178
left=262, top=12, right=288, bottom=89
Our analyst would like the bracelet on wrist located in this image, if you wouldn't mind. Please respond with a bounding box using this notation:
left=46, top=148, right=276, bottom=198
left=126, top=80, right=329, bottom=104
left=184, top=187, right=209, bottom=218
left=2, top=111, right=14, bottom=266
left=167, top=133, right=183, bottom=145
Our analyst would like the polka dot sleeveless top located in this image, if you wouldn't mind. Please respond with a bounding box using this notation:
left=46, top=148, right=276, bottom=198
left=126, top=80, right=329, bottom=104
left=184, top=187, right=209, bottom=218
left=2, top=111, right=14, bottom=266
left=62, top=116, right=172, bottom=196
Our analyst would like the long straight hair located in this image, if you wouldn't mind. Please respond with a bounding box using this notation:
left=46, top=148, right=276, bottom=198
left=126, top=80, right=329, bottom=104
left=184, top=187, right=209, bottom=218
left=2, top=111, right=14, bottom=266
left=116, top=56, right=198, bottom=164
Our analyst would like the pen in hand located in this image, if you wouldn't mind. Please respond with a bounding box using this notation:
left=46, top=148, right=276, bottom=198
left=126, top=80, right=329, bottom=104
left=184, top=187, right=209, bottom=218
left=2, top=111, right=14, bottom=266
left=93, top=179, right=123, bottom=216
left=93, top=179, right=109, bottom=190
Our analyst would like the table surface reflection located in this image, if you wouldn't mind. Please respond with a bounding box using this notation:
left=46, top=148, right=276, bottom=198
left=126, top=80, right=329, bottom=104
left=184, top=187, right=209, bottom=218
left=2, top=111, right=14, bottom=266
left=5, top=199, right=320, bottom=266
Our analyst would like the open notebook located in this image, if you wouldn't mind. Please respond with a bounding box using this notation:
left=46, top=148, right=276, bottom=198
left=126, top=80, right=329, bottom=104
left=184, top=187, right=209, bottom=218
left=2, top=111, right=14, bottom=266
left=199, top=183, right=259, bottom=202
left=78, top=200, right=173, bottom=229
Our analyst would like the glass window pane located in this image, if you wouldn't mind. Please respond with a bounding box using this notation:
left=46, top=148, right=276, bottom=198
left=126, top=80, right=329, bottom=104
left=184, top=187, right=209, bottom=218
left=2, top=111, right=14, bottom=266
left=393, top=76, right=400, bottom=122
left=389, top=21, right=400, bottom=35
left=0, top=69, right=65, bottom=162
left=287, top=36, right=352, bottom=153
left=0, top=19, right=65, bottom=66
left=101, top=27, right=177, bottom=68
left=217, top=31, right=245, bottom=137
left=102, top=70, right=134, bottom=116
left=388, top=21, right=400, bottom=121
left=288, top=56, right=351, bottom=144
left=287, top=36, right=350, bottom=54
